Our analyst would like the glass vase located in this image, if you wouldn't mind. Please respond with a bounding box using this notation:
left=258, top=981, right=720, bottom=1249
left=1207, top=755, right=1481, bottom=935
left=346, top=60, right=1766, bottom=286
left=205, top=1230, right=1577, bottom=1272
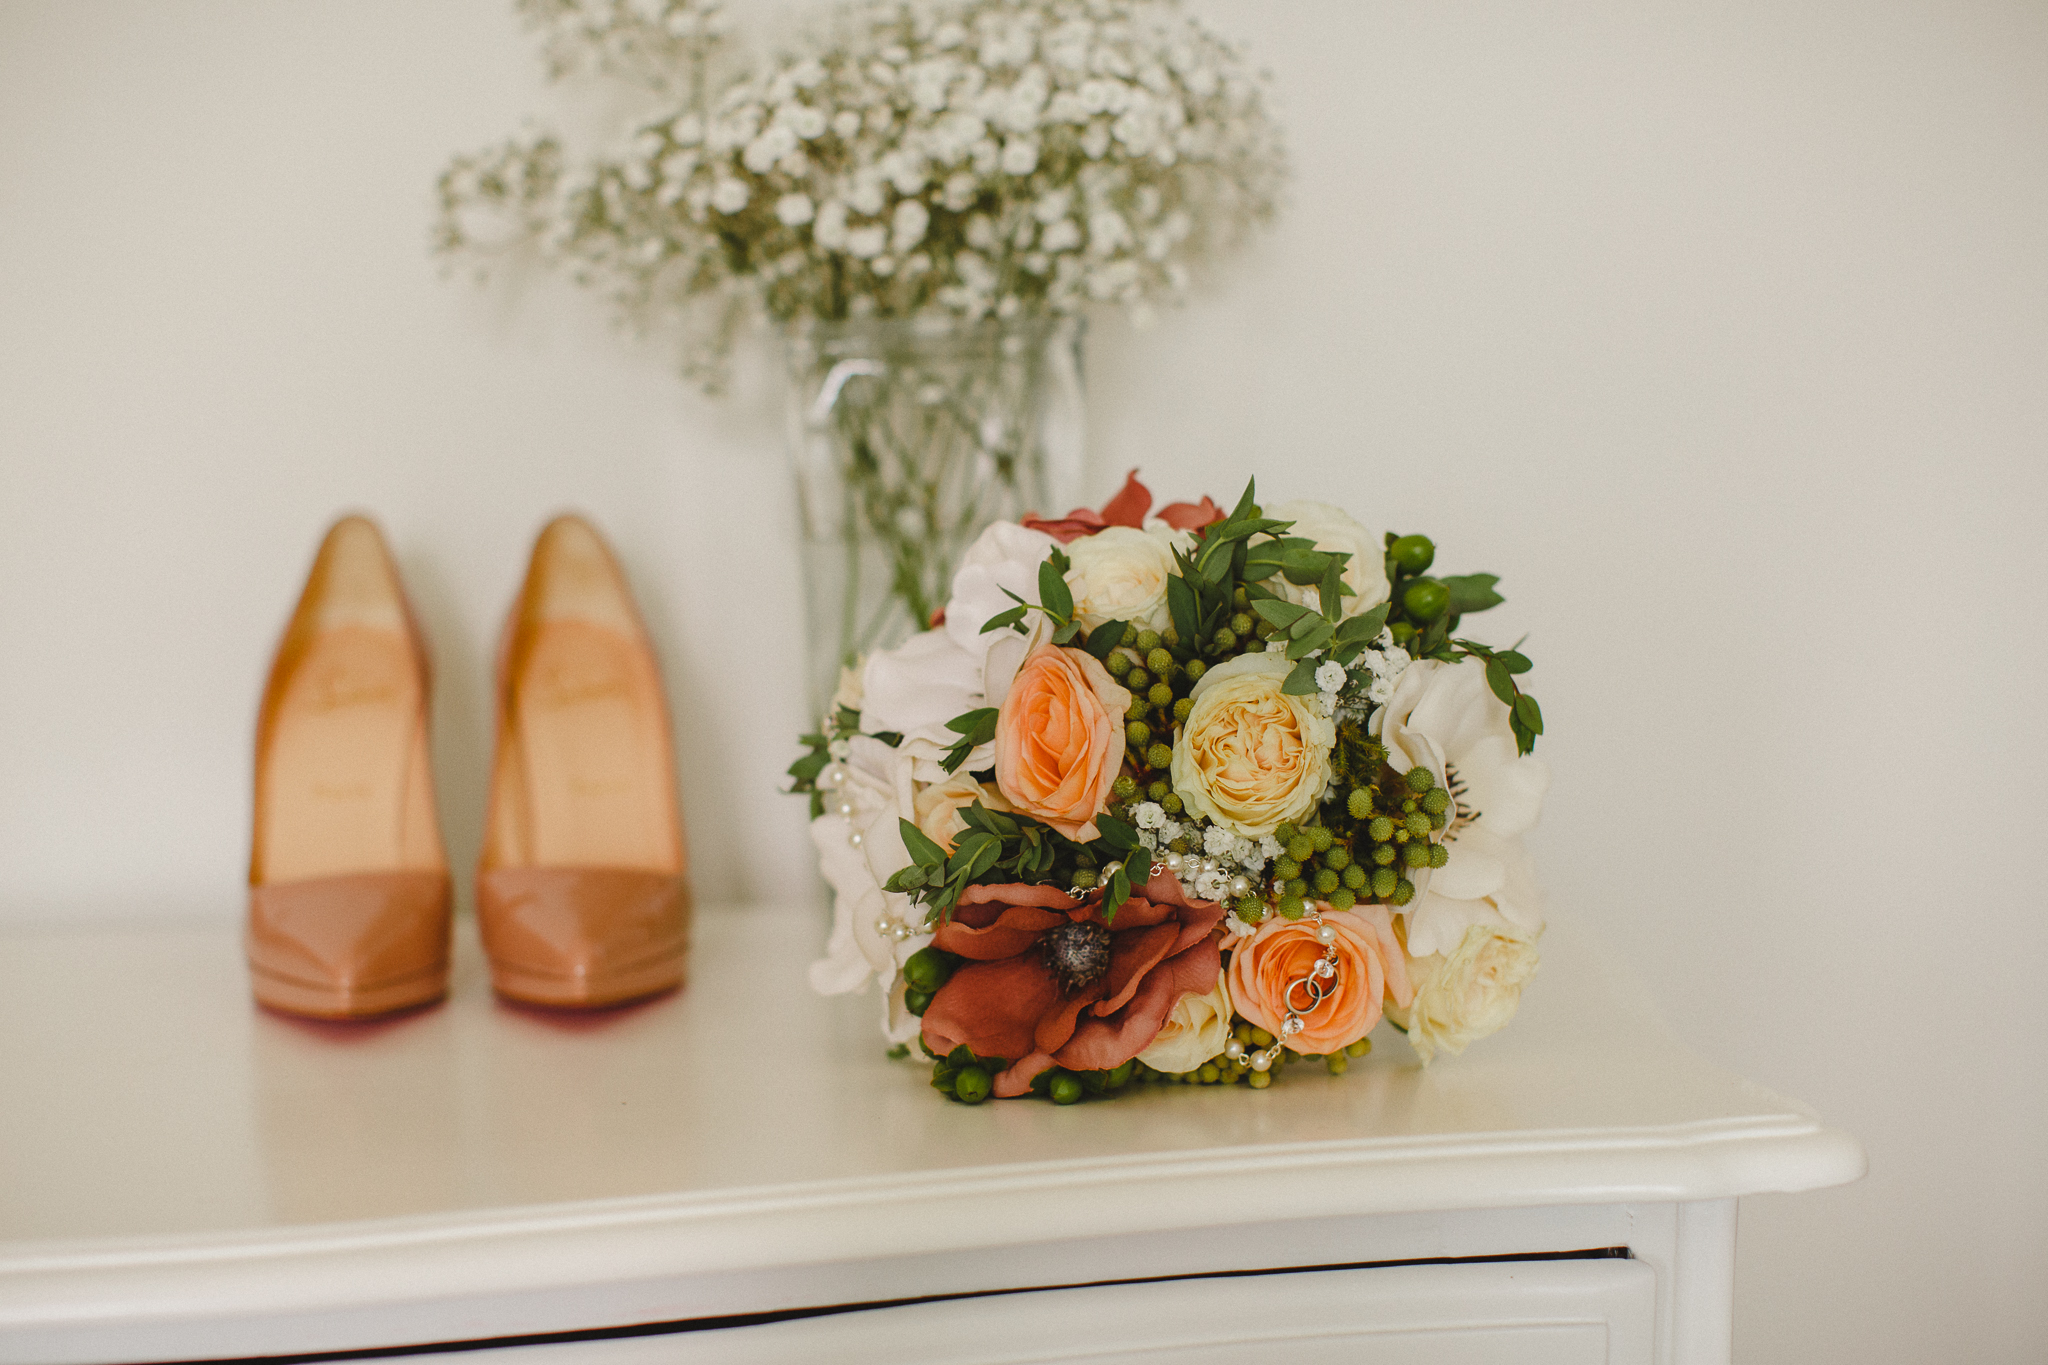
left=785, top=314, right=1085, bottom=715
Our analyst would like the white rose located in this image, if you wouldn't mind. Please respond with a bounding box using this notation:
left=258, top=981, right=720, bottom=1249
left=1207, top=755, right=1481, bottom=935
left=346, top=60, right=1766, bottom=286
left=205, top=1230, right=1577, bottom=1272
left=1064, top=525, right=1176, bottom=635
left=1263, top=499, right=1390, bottom=617
left=1373, top=658, right=1550, bottom=956
left=1392, top=922, right=1540, bottom=1064
left=1135, top=969, right=1234, bottom=1073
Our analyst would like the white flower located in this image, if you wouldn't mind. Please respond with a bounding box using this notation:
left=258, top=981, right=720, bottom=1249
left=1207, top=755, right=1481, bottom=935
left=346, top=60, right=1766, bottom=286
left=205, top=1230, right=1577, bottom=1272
left=860, top=630, right=984, bottom=748
left=999, top=138, right=1040, bottom=176
left=709, top=178, right=749, bottom=214
left=812, top=199, right=849, bottom=249
left=942, top=520, right=1061, bottom=705
left=1315, top=660, right=1346, bottom=692
left=1133, top=801, right=1166, bottom=831
left=845, top=224, right=888, bottom=259
left=1202, top=824, right=1237, bottom=857
left=891, top=198, right=930, bottom=251
left=1135, top=970, right=1233, bottom=1073
left=1372, top=658, right=1551, bottom=955
left=831, top=661, right=865, bottom=716
left=808, top=736, right=929, bottom=1044
left=775, top=192, right=816, bottom=226
left=1263, top=500, right=1390, bottom=617
left=1063, top=524, right=1176, bottom=634
left=1039, top=218, right=1082, bottom=253
left=1393, top=922, right=1540, bottom=1064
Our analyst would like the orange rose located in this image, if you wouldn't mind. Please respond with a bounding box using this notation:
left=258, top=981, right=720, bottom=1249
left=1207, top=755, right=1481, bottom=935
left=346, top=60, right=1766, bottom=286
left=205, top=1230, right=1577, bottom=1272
left=1228, top=905, right=1415, bottom=1054
left=993, top=645, right=1130, bottom=841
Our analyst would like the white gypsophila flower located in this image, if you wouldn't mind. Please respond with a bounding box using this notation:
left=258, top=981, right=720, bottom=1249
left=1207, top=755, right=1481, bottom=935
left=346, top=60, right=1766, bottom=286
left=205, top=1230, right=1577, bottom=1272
left=709, top=177, right=749, bottom=213
left=776, top=191, right=816, bottom=226
left=1202, top=824, right=1237, bottom=857
left=1133, top=801, right=1166, bottom=831
left=1315, top=659, right=1346, bottom=692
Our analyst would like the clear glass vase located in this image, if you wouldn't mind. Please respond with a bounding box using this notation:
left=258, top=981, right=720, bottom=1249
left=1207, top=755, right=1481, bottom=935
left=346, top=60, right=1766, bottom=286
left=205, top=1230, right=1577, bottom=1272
left=785, top=314, right=1085, bottom=715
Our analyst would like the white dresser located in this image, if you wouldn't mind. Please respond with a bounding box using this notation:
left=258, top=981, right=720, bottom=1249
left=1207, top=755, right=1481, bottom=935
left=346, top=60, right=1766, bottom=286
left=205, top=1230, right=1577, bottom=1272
left=0, top=903, right=1862, bottom=1364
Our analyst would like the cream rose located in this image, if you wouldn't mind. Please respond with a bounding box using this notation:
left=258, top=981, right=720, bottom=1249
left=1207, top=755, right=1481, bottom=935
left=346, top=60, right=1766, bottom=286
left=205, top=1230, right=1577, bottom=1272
left=1171, top=652, right=1336, bottom=838
left=1064, top=525, right=1176, bottom=634
left=1135, top=969, right=1234, bottom=1073
left=1263, top=499, right=1390, bottom=617
left=912, top=772, right=1013, bottom=852
left=1392, top=922, right=1540, bottom=1064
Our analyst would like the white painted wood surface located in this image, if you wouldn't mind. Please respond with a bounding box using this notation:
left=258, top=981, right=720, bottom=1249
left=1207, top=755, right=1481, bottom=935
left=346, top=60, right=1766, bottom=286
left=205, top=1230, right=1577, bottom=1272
left=0, top=904, right=1860, bottom=1363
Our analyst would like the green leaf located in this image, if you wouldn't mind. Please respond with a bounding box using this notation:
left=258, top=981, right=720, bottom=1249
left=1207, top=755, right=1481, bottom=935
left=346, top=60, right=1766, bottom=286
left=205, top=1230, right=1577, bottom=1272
left=958, top=803, right=1018, bottom=838
left=1281, top=657, right=1322, bottom=694
left=1083, top=619, right=1128, bottom=661
left=979, top=605, right=1027, bottom=634
left=1486, top=658, right=1516, bottom=707
left=1514, top=692, right=1544, bottom=735
left=1095, top=813, right=1138, bottom=853
left=1252, top=598, right=1309, bottom=630
left=1166, top=573, right=1198, bottom=642
left=1441, top=573, right=1505, bottom=615
left=1102, top=864, right=1130, bottom=924
left=899, top=818, right=949, bottom=868
left=1277, top=548, right=1333, bottom=585
left=1497, top=649, right=1533, bottom=675
left=1334, top=603, right=1391, bottom=646
left=883, top=867, right=926, bottom=894
left=1052, top=620, right=1082, bottom=645
left=945, top=708, right=1000, bottom=740
left=1225, top=477, right=1258, bottom=525
left=1288, top=609, right=1326, bottom=639
left=1318, top=558, right=1348, bottom=621
left=1286, top=621, right=1335, bottom=660
left=1039, top=553, right=1074, bottom=623
left=786, top=750, right=830, bottom=784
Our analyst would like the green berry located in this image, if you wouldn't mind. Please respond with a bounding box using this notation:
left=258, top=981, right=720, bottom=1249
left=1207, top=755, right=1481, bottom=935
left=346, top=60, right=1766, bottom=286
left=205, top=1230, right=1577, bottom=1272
left=1346, top=1038, right=1372, bottom=1058
left=1125, top=667, right=1150, bottom=691
left=1325, top=1052, right=1349, bottom=1076
left=1401, top=798, right=1417, bottom=814
left=1274, top=857, right=1301, bottom=881
left=1390, top=621, right=1416, bottom=645
left=1342, top=864, right=1368, bottom=890
left=1368, top=816, right=1395, bottom=841
left=903, top=947, right=953, bottom=994
left=1112, top=774, right=1138, bottom=801
left=1161, top=793, right=1183, bottom=815
left=1106, top=1060, right=1135, bottom=1089
left=1106, top=651, right=1132, bottom=676
left=1388, top=534, right=1435, bottom=573
left=1313, top=868, right=1339, bottom=894
left=1392, top=878, right=1415, bottom=906
left=1284, top=877, right=1307, bottom=898
left=1245, top=1069, right=1270, bottom=1089
left=1371, top=843, right=1397, bottom=866
left=1402, top=579, right=1449, bottom=621
left=1070, top=868, right=1099, bottom=888
left=1275, top=822, right=1299, bottom=845
left=1230, top=611, right=1254, bottom=635
left=1173, top=697, right=1194, bottom=722
left=1147, top=778, right=1171, bottom=800
left=1134, top=629, right=1163, bottom=653
left=904, top=987, right=935, bottom=1015
left=1403, top=840, right=1431, bottom=868
left=1430, top=842, right=1450, bottom=868
left=1162, top=627, right=1179, bottom=647
left=1184, top=659, right=1207, bottom=682
left=1236, top=896, right=1265, bottom=922
left=1147, top=742, right=1173, bottom=769
left=1147, top=647, right=1174, bottom=675
left=953, top=1065, right=992, bottom=1104
left=1405, top=767, right=1435, bottom=793
left=1148, top=682, right=1174, bottom=708
left=1048, top=1072, right=1084, bottom=1105
left=1371, top=866, right=1397, bottom=898
left=1198, top=1062, right=1220, bottom=1084
left=1325, top=847, right=1351, bottom=872
left=1125, top=693, right=1148, bottom=720
left=1249, top=1025, right=1276, bottom=1048
left=1428, top=811, right=1446, bottom=831
left=1234, top=1022, right=1255, bottom=1045
left=1422, top=788, right=1450, bottom=815
left=1347, top=789, right=1371, bottom=819
left=1326, top=887, right=1356, bottom=910
left=1308, top=825, right=1334, bottom=852
left=1277, top=895, right=1305, bottom=920
left=1168, top=837, right=1192, bottom=854
left=1127, top=720, right=1152, bottom=748
left=1406, top=811, right=1431, bottom=838
left=1287, top=835, right=1313, bottom=863
left=1209, top=627, right=1237, bottom=651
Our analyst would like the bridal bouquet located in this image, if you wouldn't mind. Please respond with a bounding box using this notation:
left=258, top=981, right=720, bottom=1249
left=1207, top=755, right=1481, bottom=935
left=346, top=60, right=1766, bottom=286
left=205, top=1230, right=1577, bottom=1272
left=790, top=474, right=1551, bottom=1104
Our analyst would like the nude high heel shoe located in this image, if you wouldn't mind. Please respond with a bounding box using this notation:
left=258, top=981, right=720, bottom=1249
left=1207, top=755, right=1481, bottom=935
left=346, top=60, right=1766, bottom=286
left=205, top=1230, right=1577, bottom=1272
left=248, top=516, right=452, bottom=1019
left=477, top=515, right=689, bottom=1008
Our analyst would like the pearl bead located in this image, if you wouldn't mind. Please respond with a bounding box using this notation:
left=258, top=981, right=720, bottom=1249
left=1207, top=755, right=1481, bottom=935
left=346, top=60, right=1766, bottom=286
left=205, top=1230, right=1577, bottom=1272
left=1224, top=1038, right=1245, bottom=1060
left=848, top=831, right=864, bottom=848
left=835, top=800, right=856, bottom=818
left=1316, top=922, right=1337, bottom=944
left=1250, top=1051, right=1272, bottom=1072
left=1163, top=852, right=1184, bottom=873
left=874, top=916, right=895, bottom=935
left=822, top=767, right=846, bottom=789
left=1200, top=857, right=1219, bottom=876
left=1229, top=875, right=1251, bottom=898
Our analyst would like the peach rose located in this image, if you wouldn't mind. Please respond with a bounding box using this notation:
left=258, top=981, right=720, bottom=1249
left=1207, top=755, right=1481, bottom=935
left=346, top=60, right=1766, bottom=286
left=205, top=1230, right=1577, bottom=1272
left=912, top=773, right=1014, bottom=852
left=993, top=645, right=1130, bottom=841
left=1171, top=652, right=1336, bottom=838
left=1228, top=905, right=1414, bottom=1055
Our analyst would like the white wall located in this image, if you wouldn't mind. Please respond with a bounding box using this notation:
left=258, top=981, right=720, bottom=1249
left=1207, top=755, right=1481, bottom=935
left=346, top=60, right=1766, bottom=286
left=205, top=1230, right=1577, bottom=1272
left=2, top=2, right=2042, bottom=1360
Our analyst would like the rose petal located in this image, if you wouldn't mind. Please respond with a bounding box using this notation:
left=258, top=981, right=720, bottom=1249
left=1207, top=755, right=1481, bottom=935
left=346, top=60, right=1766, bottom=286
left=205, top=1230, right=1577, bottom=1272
left=1057, top=936, right=1222, bottom=1072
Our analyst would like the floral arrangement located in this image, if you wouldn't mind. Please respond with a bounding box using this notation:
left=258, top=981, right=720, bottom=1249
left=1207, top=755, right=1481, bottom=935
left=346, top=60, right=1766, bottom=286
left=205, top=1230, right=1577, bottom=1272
left=791, top=473, right=1552, bottom=1104
left=436, top=0, right=1284, bottom=383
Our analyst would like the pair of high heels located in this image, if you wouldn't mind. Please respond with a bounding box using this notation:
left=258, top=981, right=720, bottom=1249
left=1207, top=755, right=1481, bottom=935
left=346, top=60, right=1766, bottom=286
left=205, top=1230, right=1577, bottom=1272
left=246, top=514, right=688, bottom=1020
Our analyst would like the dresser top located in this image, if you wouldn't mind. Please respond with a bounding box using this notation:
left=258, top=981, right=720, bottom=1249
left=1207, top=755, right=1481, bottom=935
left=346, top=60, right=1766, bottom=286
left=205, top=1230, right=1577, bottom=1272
left=0, top=900, right=1860, bottom=1325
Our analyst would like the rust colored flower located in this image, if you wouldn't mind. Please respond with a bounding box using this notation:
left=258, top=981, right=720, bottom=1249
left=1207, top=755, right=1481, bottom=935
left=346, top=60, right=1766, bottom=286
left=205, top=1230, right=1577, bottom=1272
left=920, top=873, right=1227, bottom=1098
left=1022, top=469, right=1225, bottom=543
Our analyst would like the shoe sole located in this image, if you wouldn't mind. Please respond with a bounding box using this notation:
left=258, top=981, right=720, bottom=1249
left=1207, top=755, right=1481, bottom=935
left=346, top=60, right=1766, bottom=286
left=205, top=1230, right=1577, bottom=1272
left=250, top=962, right=448, bottom=1020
